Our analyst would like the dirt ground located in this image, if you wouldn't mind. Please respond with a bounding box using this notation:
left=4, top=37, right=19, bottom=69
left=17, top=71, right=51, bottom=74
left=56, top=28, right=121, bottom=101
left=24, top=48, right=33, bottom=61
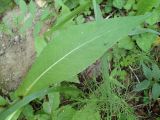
left=0, top=9, right=36, bottom=94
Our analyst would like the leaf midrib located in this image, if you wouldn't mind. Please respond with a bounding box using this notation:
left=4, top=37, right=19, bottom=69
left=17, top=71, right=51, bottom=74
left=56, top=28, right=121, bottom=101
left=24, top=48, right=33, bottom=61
left=25, top=29, right=113, bottom=95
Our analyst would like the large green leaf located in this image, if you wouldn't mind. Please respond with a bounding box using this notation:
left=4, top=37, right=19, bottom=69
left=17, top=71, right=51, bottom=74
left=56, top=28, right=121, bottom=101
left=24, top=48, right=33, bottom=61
left=16, top=15, right=146, bottom=96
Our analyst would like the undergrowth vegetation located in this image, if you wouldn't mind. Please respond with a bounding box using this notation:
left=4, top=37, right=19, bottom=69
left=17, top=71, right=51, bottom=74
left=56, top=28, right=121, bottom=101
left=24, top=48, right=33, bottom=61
left=0, top=0, right=160, bottom=120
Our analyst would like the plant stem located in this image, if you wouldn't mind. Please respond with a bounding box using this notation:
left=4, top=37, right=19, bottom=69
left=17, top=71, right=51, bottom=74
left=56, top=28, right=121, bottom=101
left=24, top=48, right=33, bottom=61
left=44, top=1, right=92, bottom=39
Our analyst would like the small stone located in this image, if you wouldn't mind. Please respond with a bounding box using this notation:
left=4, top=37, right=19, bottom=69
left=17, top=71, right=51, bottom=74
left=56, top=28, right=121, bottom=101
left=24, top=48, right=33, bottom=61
left=0, top=33, right=3, bottom=39
left=0, top=50, right=5, bottom=56
left=2, top=44, right=5, bottom=47
left=14, top=36, right=20, bottom=42
left=0, top=8, right=36, bottom=93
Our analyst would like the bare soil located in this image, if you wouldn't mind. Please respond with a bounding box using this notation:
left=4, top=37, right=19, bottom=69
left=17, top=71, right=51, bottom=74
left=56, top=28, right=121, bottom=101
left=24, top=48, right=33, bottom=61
left=0, top=9, right=36, bottom=94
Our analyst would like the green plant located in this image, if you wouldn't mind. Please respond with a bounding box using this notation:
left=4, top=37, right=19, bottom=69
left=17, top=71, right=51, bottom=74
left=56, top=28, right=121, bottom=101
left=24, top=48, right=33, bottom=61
left=15, top=53, right=136, bottom=120
left=0, top=0, right=14, bottom=15
left=136, top=0, right=160, bottom=15
left=0, top=2, right=147, bottom=120
left=135, top=63, right=160, bottom=100
left=1, top=0, right=160, bottom=119
left=133, top=33, right=158, bottom=52
left=97, top=54, right=136, bottom=120
left=15, top=15, right=146, bottom=97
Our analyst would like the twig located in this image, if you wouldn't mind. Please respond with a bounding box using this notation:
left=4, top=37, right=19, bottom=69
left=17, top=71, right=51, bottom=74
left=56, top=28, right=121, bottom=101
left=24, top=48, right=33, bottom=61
left=105, top=10, right=116, bottom=19
left=129, top=66, right=140, bottom=83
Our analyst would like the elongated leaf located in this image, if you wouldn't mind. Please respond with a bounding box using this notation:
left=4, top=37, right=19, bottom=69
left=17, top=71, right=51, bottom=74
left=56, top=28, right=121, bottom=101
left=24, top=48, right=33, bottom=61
left=5, top=109, right=22, bottom=120
left=92, top=0, right=103, bottom=21
left=29, top=0, right=36, bottom=16
left=16, top=15, right=147, bottom=96
left=0, top=87, right=77, bottom=120
left=45, top=1, right=91, bottom=36
left=129, top=27, right=160, bottom=36
left=19, top=0, right=27, bottom=15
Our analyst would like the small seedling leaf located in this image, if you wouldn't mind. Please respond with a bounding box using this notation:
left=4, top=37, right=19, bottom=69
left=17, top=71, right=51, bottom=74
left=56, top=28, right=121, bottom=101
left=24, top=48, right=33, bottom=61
left=137, top=0, right=159, bottom=14
left=142, top=63, right=153, bottom=80
left=136, top=33, right=157, bottom=52
left=134, top=80, right=150, bottom=91
left=118, top=36, right=135, bottom=50
left=113, top=0, right=126, bottom=9
left=152, top=83, right=160, bottom=100
left=48, top=92, right=60, bottom=111
left=53, top=106, right=76, bottom=120
left=152, top=64, right=160, bottom=80
left=42, top=102, right=51, bottom=114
